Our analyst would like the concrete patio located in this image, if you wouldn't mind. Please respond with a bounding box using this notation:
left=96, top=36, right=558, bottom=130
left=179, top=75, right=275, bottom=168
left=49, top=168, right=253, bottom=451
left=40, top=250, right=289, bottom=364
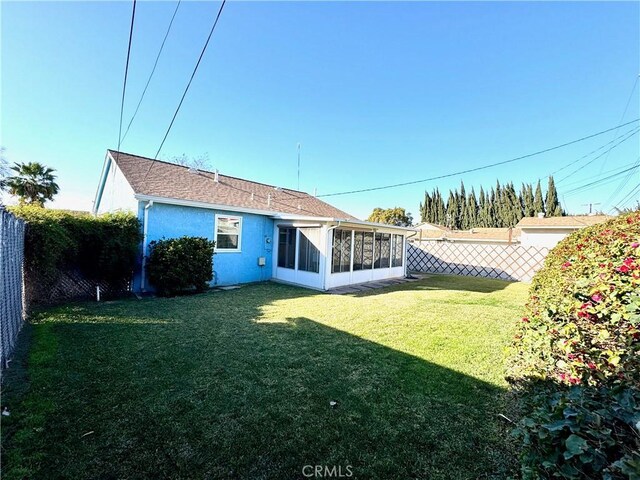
left=326, top=275, right=422, bottom=295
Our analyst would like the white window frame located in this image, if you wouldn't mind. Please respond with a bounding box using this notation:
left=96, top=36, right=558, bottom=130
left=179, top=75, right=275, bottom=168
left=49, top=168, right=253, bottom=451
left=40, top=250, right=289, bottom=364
left=214, top=214, right=243, bottom=253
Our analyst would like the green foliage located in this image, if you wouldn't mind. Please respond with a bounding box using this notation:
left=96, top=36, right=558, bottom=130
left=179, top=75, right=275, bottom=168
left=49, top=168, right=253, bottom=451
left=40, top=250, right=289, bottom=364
left=514, top=385, right=640, bottom=479
left=508, top=211, right=640, bottom=479
left=366, top=207, right=413, bottom=226
left=419, top=176, right=563, bottom=228
left=9, top=206, right=141, bottom=285
left=146, top=236, right=216, bottom=296
left=4, top=162, right=60, bottom=206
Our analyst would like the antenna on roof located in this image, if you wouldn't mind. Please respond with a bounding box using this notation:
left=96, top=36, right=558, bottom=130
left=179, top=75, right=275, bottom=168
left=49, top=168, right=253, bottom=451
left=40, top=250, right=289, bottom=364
left=214, top=169, right=219, bottom=183
left=297, top=143, right=301, bottom=191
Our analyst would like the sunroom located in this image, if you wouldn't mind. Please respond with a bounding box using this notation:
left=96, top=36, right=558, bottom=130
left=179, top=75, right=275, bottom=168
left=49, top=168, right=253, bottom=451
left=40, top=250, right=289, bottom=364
left=271, top=220, right=414, bottom=291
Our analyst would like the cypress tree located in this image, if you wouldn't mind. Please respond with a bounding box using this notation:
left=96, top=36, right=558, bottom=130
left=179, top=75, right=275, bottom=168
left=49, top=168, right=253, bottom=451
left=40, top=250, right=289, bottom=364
left=478, top=187, right=489, bottom=227
left=522, top=183, right=535, bottom=217
left=467, top=188, right=478, bottom=228
left=435, top=188, right=446, bottom=225
left=533, top=180, right=545, bottom=216
left=446, top=190, right=459, bottom=229
left=545, top=176, right=561, bottom=217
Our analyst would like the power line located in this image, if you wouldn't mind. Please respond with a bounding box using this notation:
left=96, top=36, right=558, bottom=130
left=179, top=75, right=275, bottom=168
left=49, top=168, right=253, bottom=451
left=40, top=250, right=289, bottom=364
left=556, top=127, right=640, bottom=183
left=115, top=0, right=137, bottom=162
left=550, top=125, right=640, bottom=177
left=153, top=0, right=227, bottom=160
left=602, top=155, right=640, bottom=208
left=598, top=75, right=639, bottom=174
left=563, top=163, right=640, bottom=196
left=316, top=118, right=640, bottom=198
left=614, top=183, right=640, bottom=211
left=560, top=158, right=640, bottom=188
left=121, top=0, right=182, bottom=144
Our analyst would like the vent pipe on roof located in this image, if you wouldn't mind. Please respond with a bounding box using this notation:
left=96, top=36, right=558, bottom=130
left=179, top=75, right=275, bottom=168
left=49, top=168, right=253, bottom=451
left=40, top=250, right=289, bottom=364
left=214, top=169, right=219, bottom=183
left=251, top=192, right=254, bottom=201
left=267, top=194, right=271, bottom=208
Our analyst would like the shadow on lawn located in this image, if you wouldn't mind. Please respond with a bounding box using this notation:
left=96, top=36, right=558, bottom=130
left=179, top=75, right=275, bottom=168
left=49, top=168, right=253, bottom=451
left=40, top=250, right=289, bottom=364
left=2, top=283, right=517, bottom=480
left=341, top=274, right=514, bottom=298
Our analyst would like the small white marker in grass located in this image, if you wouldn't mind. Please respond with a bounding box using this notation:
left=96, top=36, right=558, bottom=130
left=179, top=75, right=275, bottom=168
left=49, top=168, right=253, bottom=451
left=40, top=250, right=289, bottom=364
left=2, top=407, right=10, bottom=416
left=329, top=400, right=338, bottom=409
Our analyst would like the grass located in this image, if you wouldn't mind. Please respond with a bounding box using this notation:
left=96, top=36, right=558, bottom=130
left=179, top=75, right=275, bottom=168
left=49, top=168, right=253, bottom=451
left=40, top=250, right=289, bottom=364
left=1, top=275, right=529, bottom=479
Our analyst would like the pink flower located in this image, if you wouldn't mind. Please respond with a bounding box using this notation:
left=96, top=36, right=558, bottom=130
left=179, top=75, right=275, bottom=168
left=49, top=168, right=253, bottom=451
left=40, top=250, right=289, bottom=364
left=587, top=362, right=597, bottom=370
left=618, top=265, right=630, bottom=274
left=623, top=257, right=635, bottom=266
left=521, top=317, right=530, bottom=323
left=562, top=261, right=572, bottom=270
left=591, top=293, right=603, bottom=303
left=569, top=377, right=580, bottom=385
left=632, top=242, right=639, bottom=249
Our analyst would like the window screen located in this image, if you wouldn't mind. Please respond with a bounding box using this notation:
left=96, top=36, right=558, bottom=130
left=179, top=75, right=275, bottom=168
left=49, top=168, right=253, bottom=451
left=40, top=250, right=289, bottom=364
left=298, top=228, right=320, bottom=273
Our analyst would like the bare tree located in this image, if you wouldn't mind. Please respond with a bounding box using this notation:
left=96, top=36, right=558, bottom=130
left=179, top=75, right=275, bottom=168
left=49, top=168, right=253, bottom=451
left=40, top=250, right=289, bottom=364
left=165, top=153, right=211, bottom=171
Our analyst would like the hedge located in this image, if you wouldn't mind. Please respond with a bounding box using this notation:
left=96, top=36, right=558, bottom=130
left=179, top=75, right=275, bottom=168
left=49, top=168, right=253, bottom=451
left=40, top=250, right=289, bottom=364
left=508, top=211, right=640, bottom=479
left=145, top=236, right=216, bottom=296
left=9, top=206, right=142, bottom=287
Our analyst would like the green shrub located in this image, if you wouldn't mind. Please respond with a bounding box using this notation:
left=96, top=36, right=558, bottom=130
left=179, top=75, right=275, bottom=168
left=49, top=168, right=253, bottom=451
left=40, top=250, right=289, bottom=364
left=145, top=236, right=216, bottom=296
left=9, top=206, right=142, bottom=285
left=508, top=211, right=640, bottom=479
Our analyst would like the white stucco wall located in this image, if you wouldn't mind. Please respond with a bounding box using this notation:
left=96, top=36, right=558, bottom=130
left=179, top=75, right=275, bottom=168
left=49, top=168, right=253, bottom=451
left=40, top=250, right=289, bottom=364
left=96, top=160, right=138, bottom=214
left=520, top=228, right=577, bottom=249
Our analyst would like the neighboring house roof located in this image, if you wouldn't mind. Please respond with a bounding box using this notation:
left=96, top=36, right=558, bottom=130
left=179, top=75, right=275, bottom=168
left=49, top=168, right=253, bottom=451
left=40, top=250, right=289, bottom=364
left=414, top=222, right=450, bottom=232
left=104, top=150, right=358, bottom=220
left=516, top=215, right=611, bottom=229
left=418, top=227, right=520, bottom=242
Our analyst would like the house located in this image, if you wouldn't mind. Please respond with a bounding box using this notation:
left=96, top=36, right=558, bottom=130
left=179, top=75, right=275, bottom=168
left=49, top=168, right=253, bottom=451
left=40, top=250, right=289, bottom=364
left=415, top=223, right=520, bottom=244
left=93, top=150, right=414, bottom=292
left=516, top=214, right=611, bottom=249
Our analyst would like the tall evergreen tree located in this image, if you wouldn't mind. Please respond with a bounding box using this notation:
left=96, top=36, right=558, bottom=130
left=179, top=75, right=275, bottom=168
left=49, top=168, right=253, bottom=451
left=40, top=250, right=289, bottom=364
left=446, top=190, right=459, bottom=229
left=435, top=188, right=446, bottom=225
left=533, top=180, right=545, bottom=216
left=521, top=183, right=535, bottom=217
left=545, top=176, right=562, bottom=217
left=466, top=188, right=478, bottom=229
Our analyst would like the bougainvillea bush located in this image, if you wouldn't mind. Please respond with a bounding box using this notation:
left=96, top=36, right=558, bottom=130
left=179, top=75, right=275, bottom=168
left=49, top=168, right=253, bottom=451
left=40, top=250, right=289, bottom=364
left=508, top=211, right=640, bottom=479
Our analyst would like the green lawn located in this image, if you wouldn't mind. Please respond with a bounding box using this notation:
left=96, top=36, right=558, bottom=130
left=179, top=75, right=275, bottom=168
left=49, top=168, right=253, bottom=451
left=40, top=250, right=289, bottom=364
left=1, top=275, right=528, bottom=480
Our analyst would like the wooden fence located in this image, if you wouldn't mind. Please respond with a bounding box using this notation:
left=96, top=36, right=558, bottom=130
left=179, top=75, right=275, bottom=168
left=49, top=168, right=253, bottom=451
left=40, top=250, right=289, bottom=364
left=407, top=239, right=549, bottom=282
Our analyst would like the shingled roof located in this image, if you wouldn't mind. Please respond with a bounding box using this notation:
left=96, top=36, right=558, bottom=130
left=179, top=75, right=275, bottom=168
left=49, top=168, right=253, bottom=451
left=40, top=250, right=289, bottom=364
left=107, top=150, right=357, bottom=220
left=516, top=215, right=611, bottom=228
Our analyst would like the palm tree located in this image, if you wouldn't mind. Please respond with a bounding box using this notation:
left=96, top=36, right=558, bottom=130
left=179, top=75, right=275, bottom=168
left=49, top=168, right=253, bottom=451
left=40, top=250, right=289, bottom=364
left=5, top=162, right=60, bottom=206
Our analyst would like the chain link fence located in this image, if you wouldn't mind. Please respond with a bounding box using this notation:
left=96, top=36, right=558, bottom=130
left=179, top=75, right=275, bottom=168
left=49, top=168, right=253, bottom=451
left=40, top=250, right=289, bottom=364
left=0, top=208, right=26, bottom=369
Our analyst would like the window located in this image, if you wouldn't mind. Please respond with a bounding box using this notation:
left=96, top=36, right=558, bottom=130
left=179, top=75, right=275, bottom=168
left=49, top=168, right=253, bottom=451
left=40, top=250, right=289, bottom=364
left=374, top=233, right=391, bottom=268
left=353, top=231, right=374, bottom=271
left=278, top=227, right=296, bottom=269
left=215, top=215, right=242, bottom=251
left=298, top=228, right=320, bottom=273
left=332, top=229, right=352, bottom=273
left=392, top=234, right=404, bottom=267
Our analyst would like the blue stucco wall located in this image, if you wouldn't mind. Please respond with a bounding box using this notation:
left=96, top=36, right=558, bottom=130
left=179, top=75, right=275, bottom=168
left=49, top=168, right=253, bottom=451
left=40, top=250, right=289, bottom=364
left=133, top=202, right=274, bottom=292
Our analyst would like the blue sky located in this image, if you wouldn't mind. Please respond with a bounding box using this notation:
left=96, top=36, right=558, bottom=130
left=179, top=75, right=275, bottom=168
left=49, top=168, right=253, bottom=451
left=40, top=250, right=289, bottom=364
left=2, top=1, right=639, bottom=219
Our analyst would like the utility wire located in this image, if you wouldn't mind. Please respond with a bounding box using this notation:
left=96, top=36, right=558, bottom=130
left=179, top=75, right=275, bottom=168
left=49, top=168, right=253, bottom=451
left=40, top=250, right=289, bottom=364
left=602, top=154, right=640, bottom=208
left=316, top=118, right=640, bottom=198
left=153, top=0, right=227, bottom=161
left=560, top=158, right=640, bottom=188
left=555, top=127, right=640, bottom=183
left=598, top=75, right=639, bottom=174
left=614, top=183, right=640, bottom=211
left=121, top=0, right=182, bottom=144
left=550, top=125, right=640, bottom=177
left=115, top=0, right=137, bottom=163
left=563, top=164, right=640, bottom=196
